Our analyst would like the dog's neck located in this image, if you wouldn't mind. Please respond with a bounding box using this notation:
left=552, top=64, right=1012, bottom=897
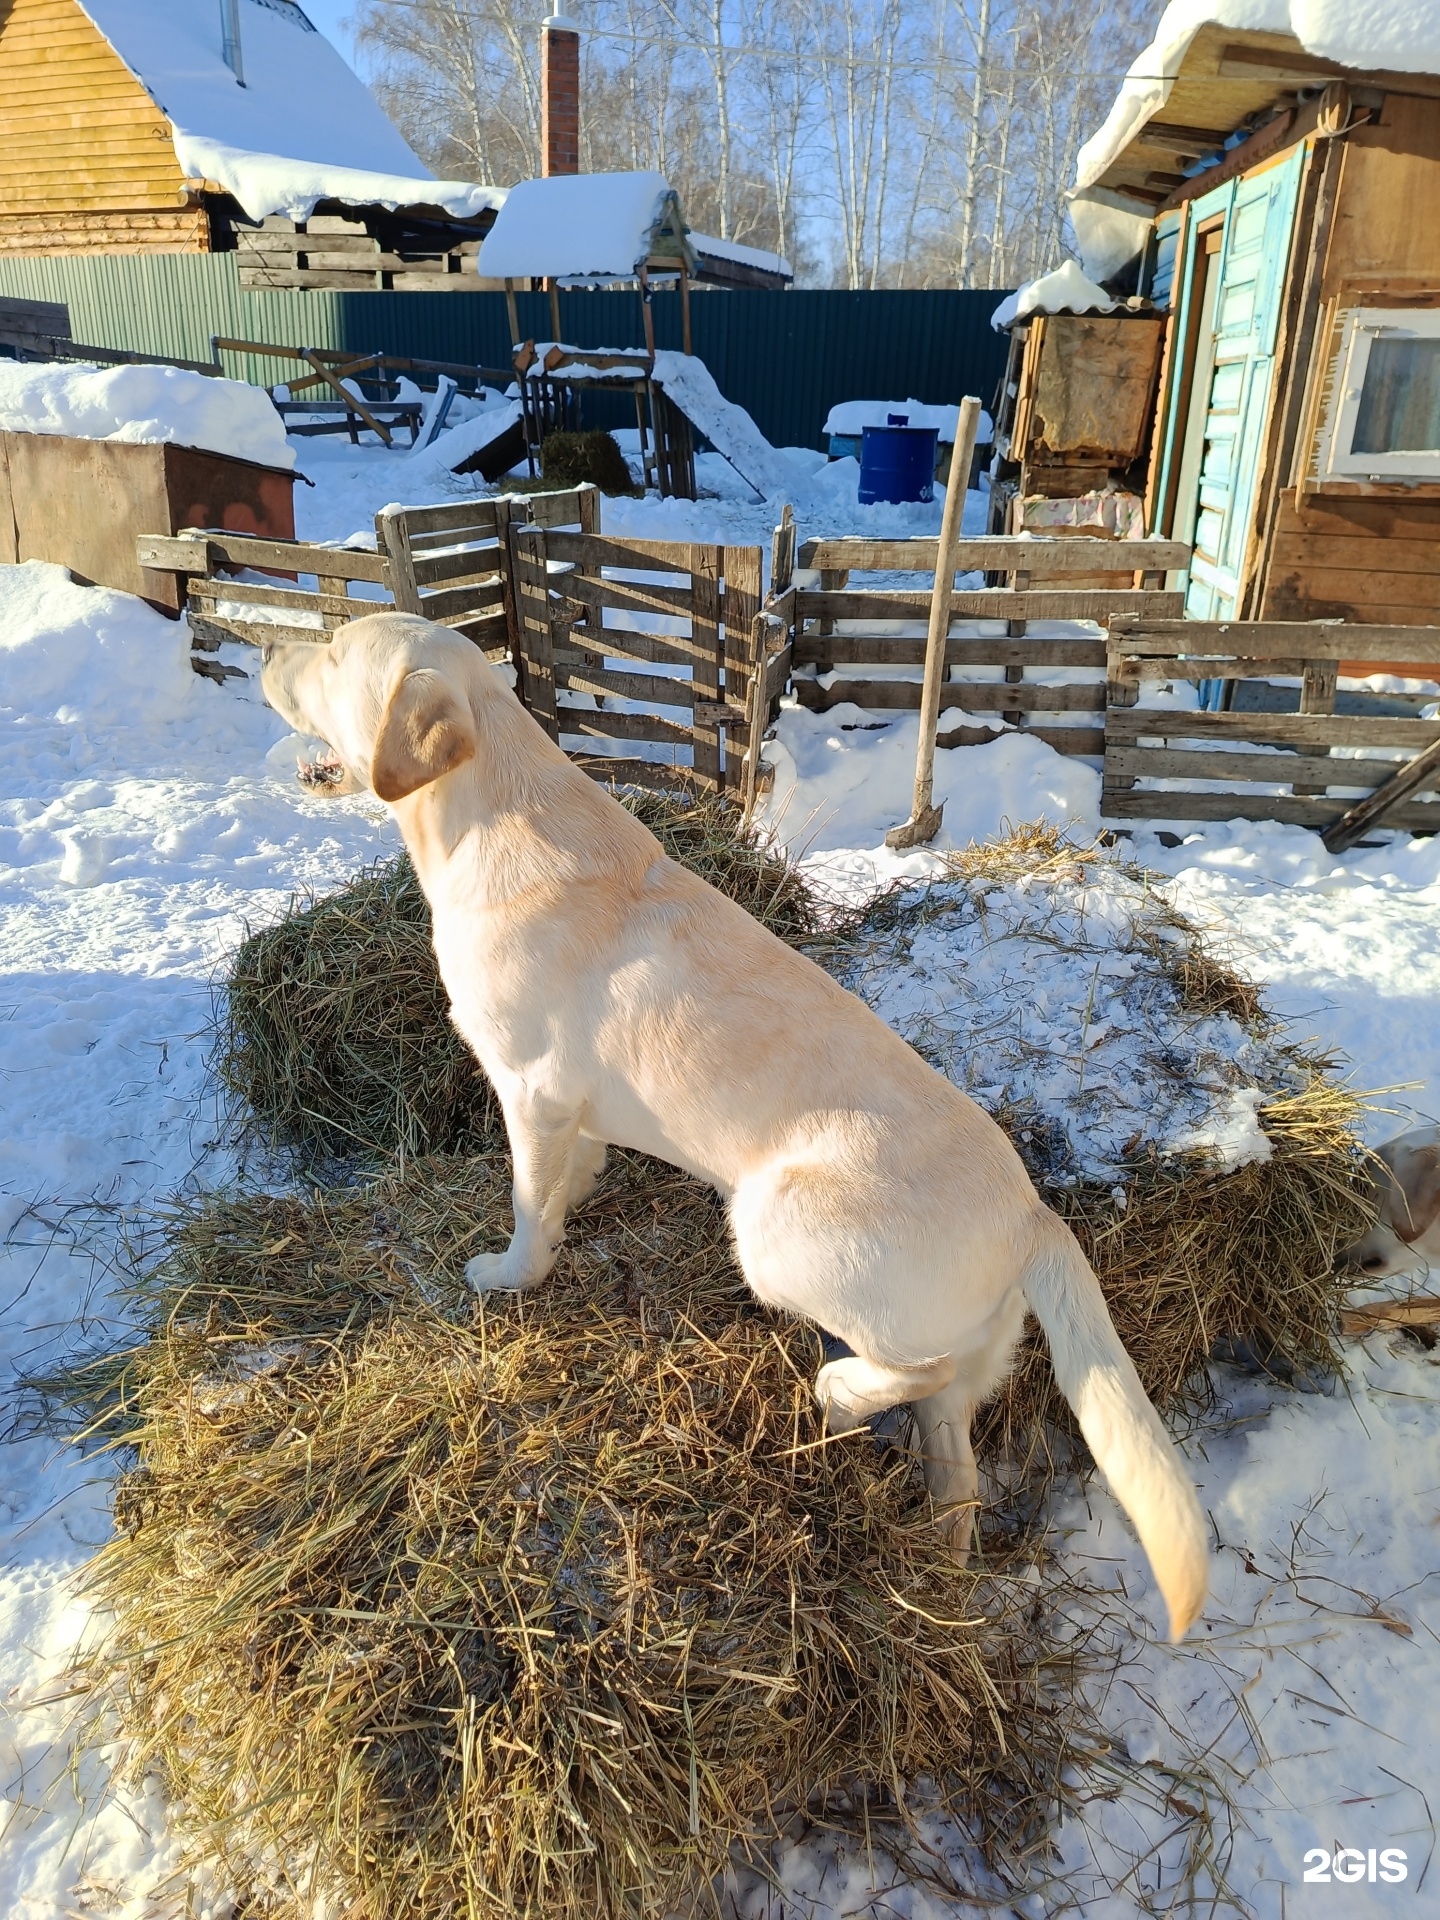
left=388, top=666, right=654, bottom=913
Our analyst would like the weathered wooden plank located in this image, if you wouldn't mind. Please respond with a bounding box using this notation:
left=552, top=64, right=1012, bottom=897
left=1104, top=745, right=1419, bottom=788
left=1323, top=736, right=1440, bottom=852
left=798, top=588, right=1183, bottom=622
left=1104, top=708, right=1440, bottom=750
left=410, top=546, right=505, bottom=589
left=541, top=531, right=694, bottom=573
left=387, top=500, right=507, bottom=540
left=937, top=721, right=1106, bottom=756
left=568, top=628, right=703, bottom=670
left=557, top=709, right=696, bottom=746
left=689, top=546, right=724, bottom=790
left=142, top=529, right=391, bottom=583
left=561, top=571, right=695, bottom=618
left=1110, top=620, right=1440, bottom=663
left=794, top=679, right=1106, bottom=713
left=792, top=634, right=1108, bottom=669
left=188, top=581, right=380, bottom=620
left=722, top=545, right=763, bottom=792
left=571, top=754, right=698, bottom=792
left=559, top=664, right=697, bottom=709
left=1100, top=789, right=1440, bottom=829
left=187, top=613, right=326, bottom=650
left=412, top=578, right=507, bottom=624
left=796, top=536, right=1191, bottom=574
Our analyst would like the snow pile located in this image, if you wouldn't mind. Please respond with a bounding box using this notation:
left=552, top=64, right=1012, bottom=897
left=990, top=259, right=1117, bottom=329
left=1074, top=0, right=1440, bottom=213
left=0, top=359, right=295, bottom=470
left=478, top=171, right=679, bottom=281
left=75, top=0, right=503, bottom=224
left=832, top=855, right=1287, bottom=1183
left=823, top=398, right=994, bottom=440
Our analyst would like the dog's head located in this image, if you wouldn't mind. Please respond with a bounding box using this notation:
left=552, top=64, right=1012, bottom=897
left=261, top=613, right=477, bottom=803
left=1343, top=1130, right=1440, bottom=1278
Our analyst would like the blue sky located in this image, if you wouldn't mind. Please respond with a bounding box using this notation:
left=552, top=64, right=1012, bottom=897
left=301, top=0, right=360, bottom=65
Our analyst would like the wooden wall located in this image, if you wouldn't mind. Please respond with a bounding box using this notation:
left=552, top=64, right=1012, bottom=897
left=0, top=0, right=207, bottom=255
left=1257, top=93, right=1440, bottom=626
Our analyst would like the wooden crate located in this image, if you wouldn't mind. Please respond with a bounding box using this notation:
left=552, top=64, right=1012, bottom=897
left=1104, top=618, right=1440, bottom=830
left=790, top=534, right=1188, bottom=757
left=510, top=528, right=764, bottom=794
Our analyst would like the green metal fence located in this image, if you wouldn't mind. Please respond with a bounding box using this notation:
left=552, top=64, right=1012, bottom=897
left=0, top=252, right=1010, bottom=451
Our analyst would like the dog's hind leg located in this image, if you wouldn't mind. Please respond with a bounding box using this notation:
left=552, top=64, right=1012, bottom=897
left=566, top=1132, right=608, bottom=1209
left=911, top=1380, right=980, bottom=1553
left=815, top=1353, right=957, bottom=1433
left=466, top=1098, right=583, bottom=1294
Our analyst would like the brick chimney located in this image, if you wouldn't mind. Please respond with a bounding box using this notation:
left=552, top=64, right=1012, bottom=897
left=541, top=11, right=580, bottom=177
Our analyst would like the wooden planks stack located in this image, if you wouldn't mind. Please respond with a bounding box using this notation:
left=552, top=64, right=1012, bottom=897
left=509, top=527, right=766, bottom=794
left=234, top=212, right=493, bottom=293
left=792, top=535, right=1188, bottom=757
left=1104, top=618, right=1440, bottom=833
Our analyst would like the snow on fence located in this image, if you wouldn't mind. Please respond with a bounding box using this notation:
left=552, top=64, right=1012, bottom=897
left=790, top=535, right=1188, bottom=759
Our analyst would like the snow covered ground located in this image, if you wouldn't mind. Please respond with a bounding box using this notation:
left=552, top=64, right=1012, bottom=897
left=2, top=436, right=1438, bottom=1918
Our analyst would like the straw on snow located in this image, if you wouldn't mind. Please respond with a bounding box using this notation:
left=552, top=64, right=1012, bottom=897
left=46, top=808, right=1372, bottom=1916
left=60, top=1153, right=1075, bottom=1920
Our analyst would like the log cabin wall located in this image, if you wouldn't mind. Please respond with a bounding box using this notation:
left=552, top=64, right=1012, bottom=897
left=1255, top=92, right=1440, bottom=627
left=0, top=0, right=209, bottom=256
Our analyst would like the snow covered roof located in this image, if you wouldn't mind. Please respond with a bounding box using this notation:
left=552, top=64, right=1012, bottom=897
left=477, top=173, right=695, bottom=281
left=688, top=232, right=793, bottom=282
left=990, top=261, right=1116, bottom=331
left=75, top=0, right=505, bottom=225
left=1077, top=0, right=1440, bottom=198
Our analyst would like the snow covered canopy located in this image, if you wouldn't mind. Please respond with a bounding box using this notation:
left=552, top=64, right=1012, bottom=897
left=479, top=173, right=695, bottom=283
left=74, top=0, right=505, bottom=225
left=1070, top=1, right=1440, bottom=279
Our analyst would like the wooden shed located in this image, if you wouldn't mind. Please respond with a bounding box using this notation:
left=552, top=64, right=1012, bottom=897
left=0, top=0, right=503, bottom=285
left=1018, top=18, right=1440, bottom=632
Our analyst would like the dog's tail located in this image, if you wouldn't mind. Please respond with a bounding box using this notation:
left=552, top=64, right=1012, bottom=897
left=1021, top=1214, right=1209, bottom=1641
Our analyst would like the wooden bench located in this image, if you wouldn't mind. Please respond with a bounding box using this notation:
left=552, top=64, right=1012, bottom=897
left=790, top=535, right=1189, bottom=757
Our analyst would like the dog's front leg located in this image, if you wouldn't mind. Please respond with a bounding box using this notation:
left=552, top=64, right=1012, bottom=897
left=466, top=1098, right=582, bottom=1295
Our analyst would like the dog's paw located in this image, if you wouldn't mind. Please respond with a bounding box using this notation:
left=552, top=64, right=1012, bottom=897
left=465, top=1251, right=532, bottom=1294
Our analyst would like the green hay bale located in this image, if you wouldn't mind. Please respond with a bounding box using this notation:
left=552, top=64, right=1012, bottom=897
left=541, top=429, right=638, bottom=495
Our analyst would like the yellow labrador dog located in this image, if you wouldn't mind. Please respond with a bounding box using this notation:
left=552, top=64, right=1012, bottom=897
left=261, top=613, right=1208, bottom=1640
left=1344, top=1127, right=1440, bottom=1278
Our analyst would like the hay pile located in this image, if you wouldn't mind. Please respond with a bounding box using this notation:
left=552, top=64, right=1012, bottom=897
left=52, top=807, right=1371, bottom=1917
left=219, top=791, right=824, bottom=1165
left=62, top=1154, right=1068, bottom=1919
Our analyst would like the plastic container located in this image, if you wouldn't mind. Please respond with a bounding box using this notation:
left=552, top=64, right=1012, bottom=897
left=857, top=416, right=938, bottom=504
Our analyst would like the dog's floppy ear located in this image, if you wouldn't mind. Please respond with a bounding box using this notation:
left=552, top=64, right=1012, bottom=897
left=1393, top=1144, right=1440, bottom=1242
left=371, top=667, right=476, bottom=802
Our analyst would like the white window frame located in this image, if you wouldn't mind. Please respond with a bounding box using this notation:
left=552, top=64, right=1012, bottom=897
left=1321, top=306, right=1440, bottom=481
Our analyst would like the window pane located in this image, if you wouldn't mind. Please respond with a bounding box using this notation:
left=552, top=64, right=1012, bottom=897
left=1353, top=334, right=1440, bottom=454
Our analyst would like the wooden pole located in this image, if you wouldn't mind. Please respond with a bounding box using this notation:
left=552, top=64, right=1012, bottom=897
left=639, top=267, right=656, bottom=361
left=548, top=279, right=563, bottom=345
left=885, top=395, right=982, bottom=850
left=680, top=267, right=693, bottom=355
left=1322, top=734, right=1440, bottom=854
left=505, top=279, right=521, bottom=349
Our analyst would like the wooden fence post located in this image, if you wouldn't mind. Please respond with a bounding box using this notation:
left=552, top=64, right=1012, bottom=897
left=885, top=396, right=982, bottom=850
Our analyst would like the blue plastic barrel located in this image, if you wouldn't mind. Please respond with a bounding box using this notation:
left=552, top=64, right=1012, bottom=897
left=857, top=422, right=938, bottom=504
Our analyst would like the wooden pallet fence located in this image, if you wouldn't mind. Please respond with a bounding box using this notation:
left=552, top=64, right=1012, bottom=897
left=1104, top=618, right=1440, bottom=831
left=510, top=528, right=763, bottom=793
left=378, top=486, right=598, bottom=660
left=790, top=535, right=1189, bottom=757
left=137, top=488, right=600, bottom=680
